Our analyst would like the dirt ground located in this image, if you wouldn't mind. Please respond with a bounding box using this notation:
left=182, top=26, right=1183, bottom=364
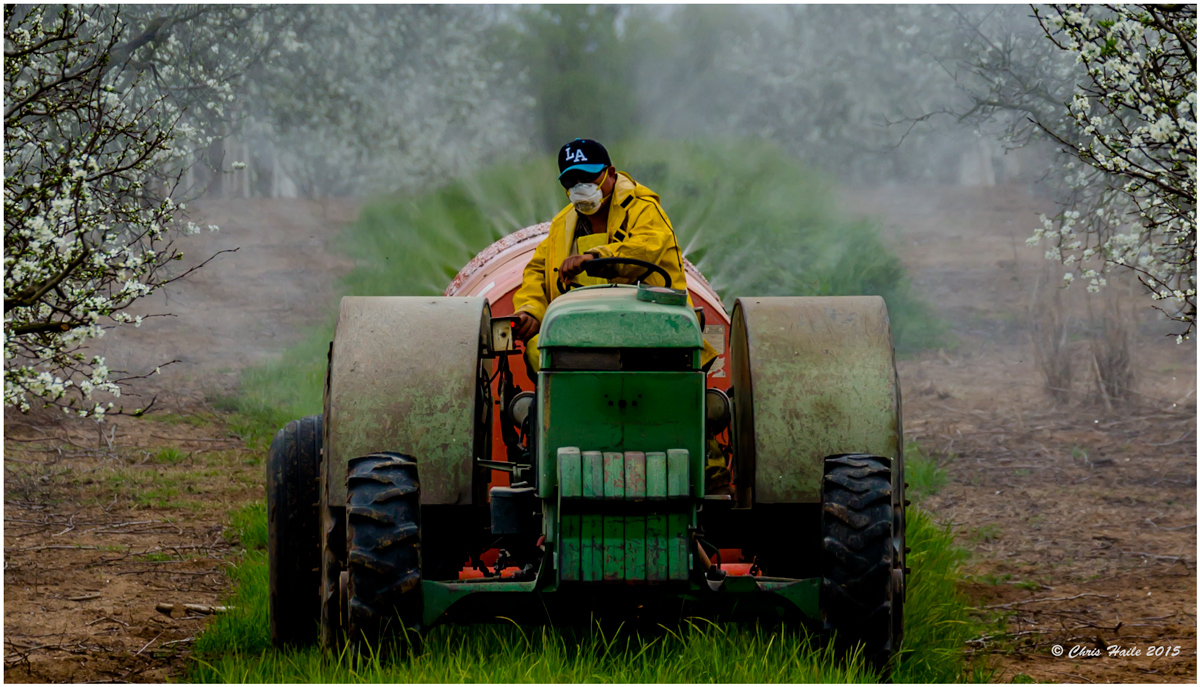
left=4, top=409, right=261, bottom=682
left=4, top=187, right=1196, bottom=683
left=3, top=199, right=360, bottom=682
left=855, top=184, right=1197, bottom=683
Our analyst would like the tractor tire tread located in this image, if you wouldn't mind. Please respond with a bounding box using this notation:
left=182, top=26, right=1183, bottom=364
left=846, top=486, right=892, bottom=510
left=372, top=485, right=421, bottom=502
left=826, top=454, right=888, bottom=470
left=823, top=502, right=872, bottom=529
left=345, top=452, right=422, bottom=650
left=825, top=469, right=887, bottom=492
left=822, top=455, right=897, bottom=671
left=347, top=505, right=396, bottom=525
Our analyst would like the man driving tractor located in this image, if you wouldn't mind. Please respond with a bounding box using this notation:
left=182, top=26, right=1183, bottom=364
left=511, top=138, right=716, bottom=371
left=511, top=138, right=727, bottom=494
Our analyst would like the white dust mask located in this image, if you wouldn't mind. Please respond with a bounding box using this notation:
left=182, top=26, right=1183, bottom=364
left=566, top=168, right=610, bottom=215
left=569, top=183, right=605, bottom=215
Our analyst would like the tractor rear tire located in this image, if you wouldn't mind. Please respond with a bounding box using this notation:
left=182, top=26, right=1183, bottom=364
left=821, top=454, right=898, bottom=671
left=345, top=452, right=422, bottom=652
left=267, top=415, right=323, bottom=648
left=318, top=354, right=345, bottom=651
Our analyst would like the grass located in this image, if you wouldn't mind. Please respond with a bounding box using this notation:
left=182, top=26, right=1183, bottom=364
left=971, top=572, right=1014, bottom=586
left=970, top=524, right=1002, bottom=544
left=218, top=138, right=945, bottom=438
left=28, top=458, right=256, bottom=514
left=154, top=447, right=189, bottom=465
left=134, top=485, right=181, bottom=509
left=208, top=398, right=291, bottom=454
left=891, top=508, right=982, bottom=683
left=188, top=501, right=980, bottom=683
left=192, top=502, right=270, bottom=659
left=906, top=440, right=950, bottom=499
left=193, top=621, right=878, bottom=683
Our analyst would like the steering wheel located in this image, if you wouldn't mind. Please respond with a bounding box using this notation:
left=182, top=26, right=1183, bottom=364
left=558, top=257, right=673, bottom=292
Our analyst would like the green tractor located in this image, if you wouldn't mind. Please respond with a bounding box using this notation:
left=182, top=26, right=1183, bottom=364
left=266, top=245, right=906, bottom=668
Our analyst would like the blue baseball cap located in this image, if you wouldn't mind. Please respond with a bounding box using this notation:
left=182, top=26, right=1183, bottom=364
left=557, top=138, right=611, bottom=181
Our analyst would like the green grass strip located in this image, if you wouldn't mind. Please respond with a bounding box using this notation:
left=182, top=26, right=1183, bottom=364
left=189, top=500, right=978, bottom=683
left=906, top=440, right=951, bottom=499
left=192, top=622, right=876, bottom=683
left=890, top=508, right=979, bottom=683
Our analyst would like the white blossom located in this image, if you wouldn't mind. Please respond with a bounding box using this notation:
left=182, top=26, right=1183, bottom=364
left=1026, top=4, right=1196, bottom=339
left=3, top=5, right=293, bottom=416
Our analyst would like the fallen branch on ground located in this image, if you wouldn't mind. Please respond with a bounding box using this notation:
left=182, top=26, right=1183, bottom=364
left=982, top=592, right=1113, bottom=609
left=155, top=602, right=233, bottom=617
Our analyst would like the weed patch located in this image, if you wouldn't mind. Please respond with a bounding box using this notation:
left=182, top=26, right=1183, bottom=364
left=144, top=412, right=214, bottom=428
left=906, top=440, right=950, bottom=498
left=971, top=524, right=1002, bottom=544
left=153, top=447, right=189, bottom=465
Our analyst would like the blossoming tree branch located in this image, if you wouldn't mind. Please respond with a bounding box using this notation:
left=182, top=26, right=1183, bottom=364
left=4, top=5, right=284, bottom=417
left=1027, top=4, right=1196, bottom=340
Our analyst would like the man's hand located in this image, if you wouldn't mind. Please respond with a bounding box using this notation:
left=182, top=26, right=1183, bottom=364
left=513, top=311, right=540, bottom=342
left=559, top=253, right=595, bottom=281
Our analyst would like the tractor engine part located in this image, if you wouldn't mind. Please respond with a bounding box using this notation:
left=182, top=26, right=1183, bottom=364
left=704, top=388, right=731, bottom=433
left=489, top=485, right=540, bottom=535
left=489, top=315, right=520, bottom=354
left=506, top=391, right=535, bottom=428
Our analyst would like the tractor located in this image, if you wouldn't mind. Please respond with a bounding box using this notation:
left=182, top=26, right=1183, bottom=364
left=266, top=223, right=907, bottom=667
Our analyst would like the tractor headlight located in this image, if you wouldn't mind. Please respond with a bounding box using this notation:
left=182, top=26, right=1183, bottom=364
left=507, top=391, right=536, bottom=427
left=705, top=388, right=731, bottom=433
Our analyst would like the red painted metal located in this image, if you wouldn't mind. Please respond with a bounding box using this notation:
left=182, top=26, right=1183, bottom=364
left=709, top=549, right=758, bottom=576
left=444, top=223, right=551, bottom=303
left=717, top=549, right=744, bottom=564
left=458, top=567, right=525, bottom=580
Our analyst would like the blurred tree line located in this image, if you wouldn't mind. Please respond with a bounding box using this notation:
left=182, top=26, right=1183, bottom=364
left=223, top=5, right=1070, bottom=197
left=493, top=5, right=1035, bottom=183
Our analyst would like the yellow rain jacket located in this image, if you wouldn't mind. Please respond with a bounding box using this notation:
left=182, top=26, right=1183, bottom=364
left=513, top=171, right=717, bottom=371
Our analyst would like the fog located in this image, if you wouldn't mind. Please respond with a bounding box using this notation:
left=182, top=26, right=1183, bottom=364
left=181, top=4, right=1071, bottom=200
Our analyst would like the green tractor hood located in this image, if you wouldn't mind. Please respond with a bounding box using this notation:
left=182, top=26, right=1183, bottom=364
left=538, top=285, right=702, bottom=349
